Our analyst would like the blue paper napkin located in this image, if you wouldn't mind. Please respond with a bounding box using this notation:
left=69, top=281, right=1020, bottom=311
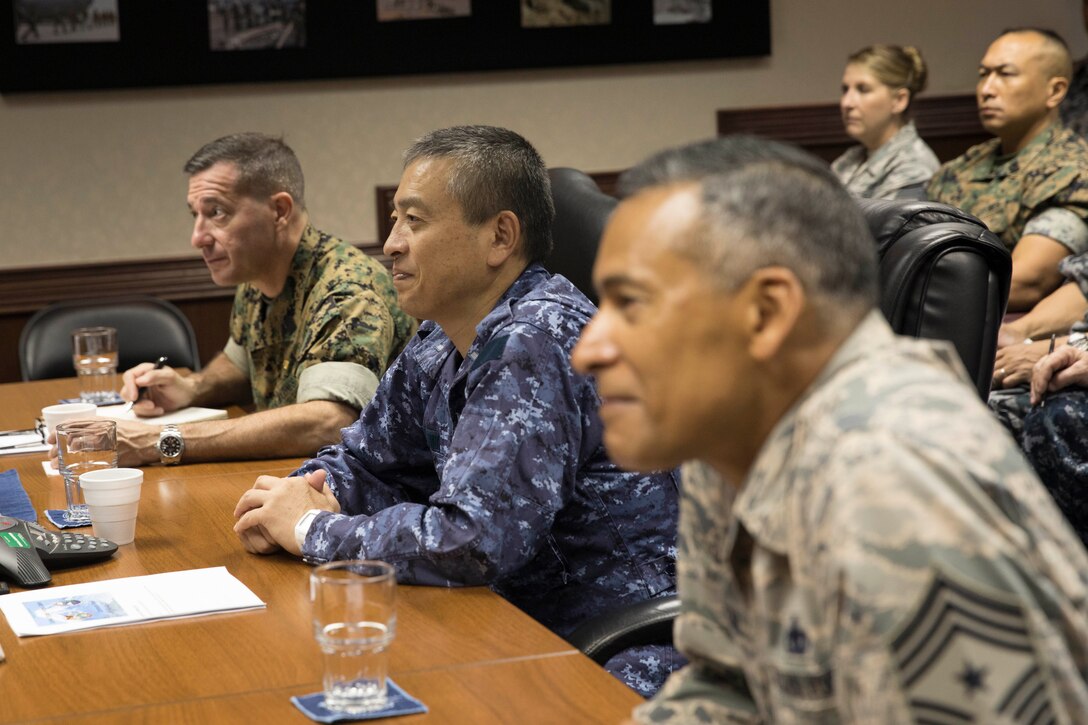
left=0, top=469, right=36, bottom=521
left=59, top=394, right=124, bottom=406
left=291, top=680, right=427, bottom=722
left=45, top=509, right=90, bottom=528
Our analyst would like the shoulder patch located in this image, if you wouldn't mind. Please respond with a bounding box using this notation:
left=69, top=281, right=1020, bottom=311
left=890, top=572, right=1053, bottom=723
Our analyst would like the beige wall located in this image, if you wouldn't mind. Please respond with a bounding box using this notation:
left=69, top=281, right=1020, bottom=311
left=1, top=0, right=1084, bottom=269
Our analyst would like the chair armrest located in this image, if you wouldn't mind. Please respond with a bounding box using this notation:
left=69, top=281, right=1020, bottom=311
left=565, top=595, right=680, bottom=664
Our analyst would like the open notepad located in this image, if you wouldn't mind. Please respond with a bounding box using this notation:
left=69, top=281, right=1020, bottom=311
left=0, top=567, right=265, bottom=636
left=95, top=405, right=228, bottom=426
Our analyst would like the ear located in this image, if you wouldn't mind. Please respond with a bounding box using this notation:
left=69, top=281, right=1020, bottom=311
left=486, top=210, right=522, bottom=267
left=270, top=192, right=294, bottom=227
left=1046, top=75, right=1069, bottom=109
left=891, top=87, right=910, bottom=116
left=742, top=267, right=806, bottom=362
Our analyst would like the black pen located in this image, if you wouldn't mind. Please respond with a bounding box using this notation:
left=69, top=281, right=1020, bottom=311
left=123, top=356, right=169, bottom=413
left=1041, top=334, right=1056, bottom=408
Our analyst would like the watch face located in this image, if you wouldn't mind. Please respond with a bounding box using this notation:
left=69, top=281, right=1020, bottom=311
left=160, top=435, right=183, bottom=458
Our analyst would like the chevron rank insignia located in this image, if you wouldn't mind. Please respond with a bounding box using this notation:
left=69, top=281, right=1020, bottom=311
left=890, top=572, right=1054, bottom=723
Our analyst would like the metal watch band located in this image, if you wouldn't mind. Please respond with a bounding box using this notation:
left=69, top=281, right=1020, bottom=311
left=158, top=424, right=183, bottom=465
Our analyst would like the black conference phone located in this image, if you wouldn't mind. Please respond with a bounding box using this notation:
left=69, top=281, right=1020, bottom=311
left=0, top=516, right=118, bottom=587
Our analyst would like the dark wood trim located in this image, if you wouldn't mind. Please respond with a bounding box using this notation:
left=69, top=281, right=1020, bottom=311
left=0, top=242, right=389, bottom=316
left=0, top=256, right=228, bottom=316
left=0, top=242, right=389, bottom=383
left=717, top=93, right=988, bottom=163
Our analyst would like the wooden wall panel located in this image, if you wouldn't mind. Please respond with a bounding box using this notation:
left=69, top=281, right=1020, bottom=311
left=717, top=94, right=987, bottom=164
left=0, top=242, right=387, bottom=384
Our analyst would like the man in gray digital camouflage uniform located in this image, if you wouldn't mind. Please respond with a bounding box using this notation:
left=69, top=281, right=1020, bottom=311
left=572, top=135, right=1088, bottom=722
left=114, top=132, right=415, bottom=465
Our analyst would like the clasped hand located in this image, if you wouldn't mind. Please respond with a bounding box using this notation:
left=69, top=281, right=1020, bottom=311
left=233, top=470, right=340, bottom=556
left=992, top=337, right=1050, bottom=389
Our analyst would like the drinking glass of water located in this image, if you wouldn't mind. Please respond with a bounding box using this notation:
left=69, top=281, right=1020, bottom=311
left=72, top=326, right=119, bottom=404
left=310, top=560, right=397, bottom=714
left=55, top=419, right=118, bottom=525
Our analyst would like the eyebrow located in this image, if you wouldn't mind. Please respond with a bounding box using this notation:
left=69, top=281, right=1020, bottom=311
left=597, top=273, right=650, bottom=296
left=979, top=62, right=1018, bottom=73
left=188, top=192, right=229, bottom=207
left=393, top=194, right=432, bottom=215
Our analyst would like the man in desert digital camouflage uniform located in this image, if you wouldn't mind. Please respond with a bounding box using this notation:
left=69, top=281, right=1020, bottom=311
left=571, top=135, right=1088, bottom=722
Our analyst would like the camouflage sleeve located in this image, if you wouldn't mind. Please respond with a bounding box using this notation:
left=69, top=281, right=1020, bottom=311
left=222, top=337, right=250, bottom=377
left=299, top=324, right=586, bottom=587
left=812, top=429, right=1085, bottom=722
left=1023, top=207, right=1088, bottom=254
left=295, top=346, right=436, bottom=521
left=1059, top=252, right=1088, bottom=301
left=298, top=282, right=400, bottom=381
left=296, top=361, right=379, bottom=411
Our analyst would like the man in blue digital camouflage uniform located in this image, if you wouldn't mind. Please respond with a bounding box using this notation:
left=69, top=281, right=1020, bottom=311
left=232, top=125, right=681, bottom=696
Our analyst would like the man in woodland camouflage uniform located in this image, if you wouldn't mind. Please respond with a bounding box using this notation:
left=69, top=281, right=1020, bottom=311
left=115, top=133, right=414, bottom=464
left=232, top=126, right=682, bottom=696
left=570, top=135, right=1088, bottom=722
left=927, top=28, right=1088, bottom=315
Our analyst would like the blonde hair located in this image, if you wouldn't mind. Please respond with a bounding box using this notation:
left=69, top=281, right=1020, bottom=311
left=848, top=45, right=928, bottom=113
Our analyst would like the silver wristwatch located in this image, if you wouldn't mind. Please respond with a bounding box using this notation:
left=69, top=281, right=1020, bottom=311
left=157, top=424, right=184, bottom=465
left=1070, top=331, right=1088, bottom=352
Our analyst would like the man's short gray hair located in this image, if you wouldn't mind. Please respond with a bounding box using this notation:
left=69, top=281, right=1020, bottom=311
left=620, top=135, right=878, bottom=318
left=404, top=125, right=554, bottom=264
left=184, top=132, right=305, bottom=208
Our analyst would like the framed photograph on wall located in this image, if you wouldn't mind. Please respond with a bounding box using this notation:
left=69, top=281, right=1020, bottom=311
left=1, top=1, right=770, bottom=93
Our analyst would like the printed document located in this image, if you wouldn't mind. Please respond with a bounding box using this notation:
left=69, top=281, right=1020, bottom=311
left=0, top=566, right=264, bottom=636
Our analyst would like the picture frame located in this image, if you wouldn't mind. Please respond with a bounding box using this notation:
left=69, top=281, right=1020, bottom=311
left=2, top=1, right=769, bottom=93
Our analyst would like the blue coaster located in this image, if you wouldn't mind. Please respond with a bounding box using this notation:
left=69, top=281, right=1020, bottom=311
left=0, top=469, right=36, bottom=521
left=45, top=509, right=91, bottom=528
left=291, top=680, right=427, bottom=722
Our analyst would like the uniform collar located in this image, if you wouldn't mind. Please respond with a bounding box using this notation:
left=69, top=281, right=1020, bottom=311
left=972, top=123, right=1058, bottom=181
left=731, top=310, right=895, bottom=553
left=855, top=122, right=922, bottom=180
left=241, top=225, right=323, bottom=351
left=410, top=264, right=548, bottom=378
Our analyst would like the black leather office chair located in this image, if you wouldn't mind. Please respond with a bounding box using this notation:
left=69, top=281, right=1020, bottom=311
left=859, top=198, right=1012, bottom=400
left=19, top=296, right=202, bottom=381
left=545, top=167, right=618, bottom=304
left=566, top=595, right=680, bottom=665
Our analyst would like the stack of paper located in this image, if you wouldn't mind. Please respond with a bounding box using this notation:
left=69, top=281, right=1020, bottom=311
left=0, top=567, right=265, bottom=636
left=0, top=431, right=48, bottom=458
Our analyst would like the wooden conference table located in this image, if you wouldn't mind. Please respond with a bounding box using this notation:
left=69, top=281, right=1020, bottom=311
left=0, top=378, right=641, bottom=724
